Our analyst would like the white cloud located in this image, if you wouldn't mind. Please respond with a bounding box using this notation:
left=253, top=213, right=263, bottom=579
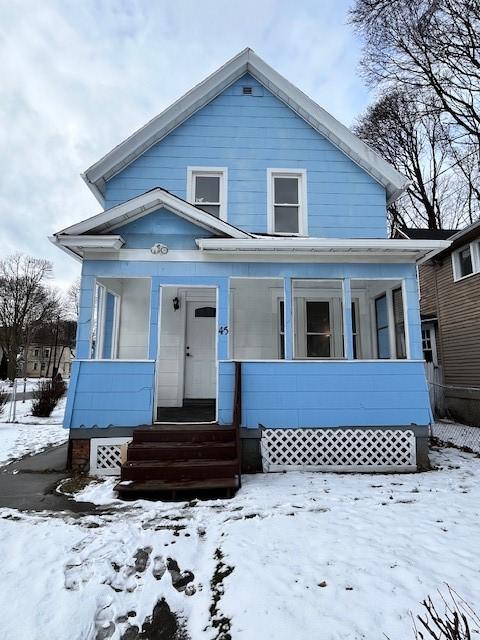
left=0, top=0, right=370, bottom=290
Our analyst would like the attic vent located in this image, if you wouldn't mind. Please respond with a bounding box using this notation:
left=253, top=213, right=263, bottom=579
left=242, top=86, right=253, bottom=95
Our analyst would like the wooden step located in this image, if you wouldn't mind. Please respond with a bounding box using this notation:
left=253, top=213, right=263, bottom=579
left=133, top=424, right=235, bottom=444
left=127, top=441, right=236, bottom=462
left=121, top=458, right=239, bottom=482
left=114, top=476, right=239, bottom=499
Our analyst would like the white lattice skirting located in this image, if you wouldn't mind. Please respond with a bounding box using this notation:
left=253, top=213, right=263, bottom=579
left=261, top=428, right=417, bottom=472
left=90, top=438, right=132, bottom=476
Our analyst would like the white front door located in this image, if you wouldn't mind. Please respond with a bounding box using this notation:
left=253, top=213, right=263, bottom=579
left=184, top=301, right=216, bottom=399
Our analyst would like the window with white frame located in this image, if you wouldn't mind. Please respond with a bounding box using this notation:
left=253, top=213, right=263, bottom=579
left=268, top=169, right=307, bottom=235
left=293, top=280, right=344, bottom=359
left=452, top=242, right=480, bottom=281
left=351, top=279, right=408, bottom=360
left=187, top=167, right=227, bottom=220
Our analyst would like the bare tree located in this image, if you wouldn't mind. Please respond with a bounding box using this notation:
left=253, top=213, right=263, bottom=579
left=353, top=88, right=472, bottom=231
left=66, top=278, right=80, bottom=320
left=350, top=0, right=480, bottom=227
left=0, top=254, right=59, bottom=380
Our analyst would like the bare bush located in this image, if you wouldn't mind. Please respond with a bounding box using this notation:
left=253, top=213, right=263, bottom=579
left=31, top=379, right=66, bottom=418
left=413, top=587, right=479, bottom=639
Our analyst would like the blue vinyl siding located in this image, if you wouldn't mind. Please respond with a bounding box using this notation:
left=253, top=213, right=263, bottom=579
left=114, top=207, right=215, bottom=249
left=104, top=74, right=387, bottom=238
left=218, top=361, right=431, bottom=427
left=64, top=360, right=155, bottom=428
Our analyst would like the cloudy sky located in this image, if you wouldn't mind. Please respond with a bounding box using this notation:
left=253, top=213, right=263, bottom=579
left=0, top=0, right=371, bottom=290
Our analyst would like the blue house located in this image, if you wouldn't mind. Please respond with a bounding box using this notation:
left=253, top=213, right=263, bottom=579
left=52, top=49, right=450, bottom=494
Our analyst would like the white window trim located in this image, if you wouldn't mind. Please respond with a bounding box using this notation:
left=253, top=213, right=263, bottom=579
left=267, top=168, right=308, bottom=236
left=186, top=166, right=228, bottom=222
left=452, top=242, right=480, bottom=282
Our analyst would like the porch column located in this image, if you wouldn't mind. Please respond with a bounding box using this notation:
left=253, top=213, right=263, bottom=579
left=76, top=274, right=96, bottom=359
left=148, top=277, right=161, bottom=360
left=217, top=278, right=229, bottom=360
left=283, top=277, right=293, bottom=360
left=343, top=278, right=354, bottom=359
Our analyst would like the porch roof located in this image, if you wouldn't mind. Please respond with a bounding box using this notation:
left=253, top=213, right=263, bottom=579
left=196, top=237, right=452, bottom=262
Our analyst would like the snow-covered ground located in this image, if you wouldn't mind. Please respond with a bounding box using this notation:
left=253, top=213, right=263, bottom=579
left=0, top=396, right=68, bottom=464
left=0, top=445, right=479, bottom=639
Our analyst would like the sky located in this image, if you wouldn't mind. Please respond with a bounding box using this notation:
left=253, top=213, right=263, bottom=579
left=0, top=0, right=371, bottom=291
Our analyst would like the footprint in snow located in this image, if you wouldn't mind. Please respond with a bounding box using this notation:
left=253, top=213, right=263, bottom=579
left=166, top=557, right=195, bottom=593
left=152, top=555, right=166, bottom=581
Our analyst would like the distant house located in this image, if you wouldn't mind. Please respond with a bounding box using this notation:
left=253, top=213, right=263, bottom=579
left=50, top=49, right=450, bottom=493
left=25, top=343, right=74, bottom=378
left=401, top=223, right=480, bottom=424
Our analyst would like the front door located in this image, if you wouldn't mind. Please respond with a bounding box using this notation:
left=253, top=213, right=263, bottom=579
left=184, top=301, right=216, bottom=399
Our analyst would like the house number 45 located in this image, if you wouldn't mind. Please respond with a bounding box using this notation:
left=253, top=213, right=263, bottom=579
left=218, top=326, right=229, bottom=335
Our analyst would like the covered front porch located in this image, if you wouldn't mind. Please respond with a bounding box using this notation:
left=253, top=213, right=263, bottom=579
left=65, top=262, right=430, bottom=433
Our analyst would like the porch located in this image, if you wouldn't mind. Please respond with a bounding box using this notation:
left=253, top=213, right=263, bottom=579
left=65, top=264, right=430, bottom=475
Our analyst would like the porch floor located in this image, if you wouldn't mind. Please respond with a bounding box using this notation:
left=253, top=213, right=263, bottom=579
left=156, top=401, right=215, bottom=423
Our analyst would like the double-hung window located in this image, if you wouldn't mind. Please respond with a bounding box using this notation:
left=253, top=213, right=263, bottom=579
left=187, top=167, right=227, bottom=220
left=452, top=243, right=480, bottom=281
left=268, top=169, right=307, bottom=235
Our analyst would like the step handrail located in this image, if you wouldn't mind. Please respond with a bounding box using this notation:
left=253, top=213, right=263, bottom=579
left=232, top=361, right=242, bottom=488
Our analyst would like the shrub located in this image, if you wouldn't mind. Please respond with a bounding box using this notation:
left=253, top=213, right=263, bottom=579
left=413, top=587, right=479, bottom=640
left=0, top=386, right=9, bottom=416
left=31, top=379, right=66, bottom=418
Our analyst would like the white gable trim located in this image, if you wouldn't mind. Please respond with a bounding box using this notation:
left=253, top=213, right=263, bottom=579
left=82, top=48, right=409, bottom=206
left=54, top=188, right=251, bottom=239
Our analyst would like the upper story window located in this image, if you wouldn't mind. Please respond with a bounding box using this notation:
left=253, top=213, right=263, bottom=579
left=187, top=167, right=227, bottom=221
left=267, top=169, right=307, bottom=235
left=452, top=242, right=480, bottom=281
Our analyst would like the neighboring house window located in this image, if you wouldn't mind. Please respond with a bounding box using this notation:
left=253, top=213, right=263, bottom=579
left=422, top=328, right=433, bottom=363
left=33, top=362, right=38, bottom=371
left=392, top=287, right=406, bottom=359
left=452, top=243, right=480, bottom=281
left=267, top=169, right=307, bottom=235
left=187, top=167, right=227, bottom=220
left=375, top=294, right=390, bottom=359
left=41, top=362, right=46, bottom=371
left=33, top=348, right=39, bottom=357
left=44, top=348, right=51, bottom=358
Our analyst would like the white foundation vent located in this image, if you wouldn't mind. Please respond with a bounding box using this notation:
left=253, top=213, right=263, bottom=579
left=261, top=428, right=416, bottom=472
left=90, top=438, right=132, bottom=476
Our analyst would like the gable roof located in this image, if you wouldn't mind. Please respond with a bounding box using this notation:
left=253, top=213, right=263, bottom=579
left=50, top=187, right=252, bottom=259
left=82, top=48, right=409, bottom=206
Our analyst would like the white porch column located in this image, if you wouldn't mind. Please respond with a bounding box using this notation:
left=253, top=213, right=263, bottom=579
left=283, top=277, right=293, bottom=360
left=343, top=278, right=354, bottom=359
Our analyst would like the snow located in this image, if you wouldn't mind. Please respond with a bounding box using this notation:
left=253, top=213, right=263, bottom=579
left=0, top=445, right=479, bottom=639
left=0, top=396, right=68, bottom=464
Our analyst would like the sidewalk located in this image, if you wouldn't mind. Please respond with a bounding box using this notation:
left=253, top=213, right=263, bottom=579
left=0, top=443, right=96, bottom=513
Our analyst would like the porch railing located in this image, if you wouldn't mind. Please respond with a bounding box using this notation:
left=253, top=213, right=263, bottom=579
left=232, top=361, right=242, bottom=487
